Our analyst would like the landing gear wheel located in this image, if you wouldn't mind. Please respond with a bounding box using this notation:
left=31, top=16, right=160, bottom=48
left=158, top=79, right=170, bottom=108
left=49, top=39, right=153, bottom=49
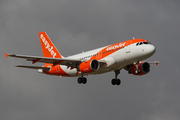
left=111, top=79, right=116, bottom=85
left=77, top=77, right=87, bottom=84
left=135, top=69, right=141, bottom=74
left=77, top=77, right=82, bottom=84
left=116, top=79, right=121, bottom=85
left=82, top=77, right=87, bottom=84
left=111, top=79, right=121, bottom=85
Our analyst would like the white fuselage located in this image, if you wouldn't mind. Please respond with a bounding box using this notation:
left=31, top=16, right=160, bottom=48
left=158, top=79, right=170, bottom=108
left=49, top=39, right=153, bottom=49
left=59, top=41, right=156, bottom=77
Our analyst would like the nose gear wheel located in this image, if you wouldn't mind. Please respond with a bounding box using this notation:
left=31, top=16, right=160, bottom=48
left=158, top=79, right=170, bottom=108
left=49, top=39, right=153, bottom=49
left=111, top=69, right=121, bottom=85
left=111, top=79, right=121, bottom=85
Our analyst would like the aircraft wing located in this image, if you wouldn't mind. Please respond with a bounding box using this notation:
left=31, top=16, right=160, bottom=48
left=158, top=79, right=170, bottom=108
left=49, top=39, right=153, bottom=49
left=5, top=53, right=106, bottom=67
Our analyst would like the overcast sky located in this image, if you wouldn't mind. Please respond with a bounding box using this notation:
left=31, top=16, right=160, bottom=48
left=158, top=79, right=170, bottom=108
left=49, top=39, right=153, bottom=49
left=0, top=0, right=180, bottom=120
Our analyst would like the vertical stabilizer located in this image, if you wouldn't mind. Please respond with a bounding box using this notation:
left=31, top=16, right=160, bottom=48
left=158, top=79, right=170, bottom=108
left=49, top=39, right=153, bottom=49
left=39, top=31, right=63, bottom=58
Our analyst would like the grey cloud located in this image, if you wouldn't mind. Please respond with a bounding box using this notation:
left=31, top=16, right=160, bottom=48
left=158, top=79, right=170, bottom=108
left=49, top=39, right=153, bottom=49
left=0, top=0, right=180, bottom=120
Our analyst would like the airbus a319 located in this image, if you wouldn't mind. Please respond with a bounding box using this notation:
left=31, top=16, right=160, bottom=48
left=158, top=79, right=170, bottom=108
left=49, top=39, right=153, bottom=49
left=5, top=31, right=159, bottom=85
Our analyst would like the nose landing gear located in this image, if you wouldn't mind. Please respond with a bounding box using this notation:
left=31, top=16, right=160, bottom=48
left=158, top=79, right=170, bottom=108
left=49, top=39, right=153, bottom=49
left=111, top=69, right=121, bottom=85
left=111, top=79, right=121, bottom=85
left=134, top=61, right=141, bottom=74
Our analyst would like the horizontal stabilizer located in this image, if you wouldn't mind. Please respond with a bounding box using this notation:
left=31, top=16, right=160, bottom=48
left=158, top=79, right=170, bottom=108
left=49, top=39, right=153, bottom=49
left=16, top=65, right=50, bottom=71
left=149, top=61, right=160, bottom=66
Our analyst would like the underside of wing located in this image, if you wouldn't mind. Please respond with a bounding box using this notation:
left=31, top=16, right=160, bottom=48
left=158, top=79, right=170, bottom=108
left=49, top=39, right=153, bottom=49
left=16, top=65, right=50, bottom=71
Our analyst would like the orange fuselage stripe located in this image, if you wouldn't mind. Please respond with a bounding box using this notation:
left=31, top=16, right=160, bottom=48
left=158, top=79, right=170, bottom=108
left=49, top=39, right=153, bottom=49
left=90, top=39, right=148, bottom=60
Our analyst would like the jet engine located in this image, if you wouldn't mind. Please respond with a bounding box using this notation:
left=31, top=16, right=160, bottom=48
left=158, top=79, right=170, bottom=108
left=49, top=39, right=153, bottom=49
left=79, top=60, right=100, bottom=73
left=130, top=62, right=150, bottom=75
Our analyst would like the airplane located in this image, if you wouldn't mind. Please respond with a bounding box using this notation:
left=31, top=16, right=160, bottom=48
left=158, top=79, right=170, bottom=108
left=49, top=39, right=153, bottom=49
left=5, top=31, right=159, bottom=85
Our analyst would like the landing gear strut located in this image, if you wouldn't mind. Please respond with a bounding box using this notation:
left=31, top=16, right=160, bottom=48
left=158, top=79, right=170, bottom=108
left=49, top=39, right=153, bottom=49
left=77, top=73, right=87, bottom=84
left=111, top=69, right=121, bottom=85
left=134, top=61, right=141, bottom=74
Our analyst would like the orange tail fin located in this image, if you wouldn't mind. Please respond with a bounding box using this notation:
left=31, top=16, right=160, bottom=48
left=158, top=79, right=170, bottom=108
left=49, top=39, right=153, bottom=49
left=39, top=31, right=63, bottom=58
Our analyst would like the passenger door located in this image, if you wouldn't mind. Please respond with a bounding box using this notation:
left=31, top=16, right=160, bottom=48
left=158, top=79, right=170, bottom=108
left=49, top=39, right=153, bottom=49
left=125, top=40, right=131, bottom=53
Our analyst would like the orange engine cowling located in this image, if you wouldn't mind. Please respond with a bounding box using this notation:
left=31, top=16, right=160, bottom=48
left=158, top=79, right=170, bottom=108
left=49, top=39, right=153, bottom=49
left=130, top=62, right=150, bottom=75
left=79, top=60, right=100, bottom=73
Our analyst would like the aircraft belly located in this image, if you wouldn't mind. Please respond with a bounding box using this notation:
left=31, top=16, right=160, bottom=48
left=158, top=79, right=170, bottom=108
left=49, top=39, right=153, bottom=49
left=60, top=65, right=79, bottom=77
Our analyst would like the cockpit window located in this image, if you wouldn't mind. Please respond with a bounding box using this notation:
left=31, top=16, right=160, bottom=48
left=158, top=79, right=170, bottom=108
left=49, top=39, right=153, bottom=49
left=139, top=42, right=143, bottom=45
left=136, top=41, right=151, bottom=46
left=143, top=42, right=148, bottom=44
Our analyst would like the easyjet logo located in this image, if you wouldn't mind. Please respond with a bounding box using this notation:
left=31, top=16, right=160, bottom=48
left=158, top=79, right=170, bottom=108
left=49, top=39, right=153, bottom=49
left=106, top=42, right=126, bottom=51
left=40, top=34, right=57, bottom=58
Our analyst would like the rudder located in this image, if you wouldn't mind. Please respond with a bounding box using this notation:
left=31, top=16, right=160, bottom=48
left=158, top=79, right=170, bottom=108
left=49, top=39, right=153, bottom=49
left=39, top=31, right=63, bottom=58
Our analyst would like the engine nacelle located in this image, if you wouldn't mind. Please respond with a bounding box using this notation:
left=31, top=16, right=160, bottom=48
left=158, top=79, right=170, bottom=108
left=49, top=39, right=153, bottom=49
left=79, top=60, right=100, bottom=73
left=130, top=62, right=150, bottom=75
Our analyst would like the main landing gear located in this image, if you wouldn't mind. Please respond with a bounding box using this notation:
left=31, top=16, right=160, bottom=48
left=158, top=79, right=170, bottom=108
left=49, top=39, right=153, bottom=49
left=111, top=69, right=121, bottom=85
left=77, top=73, right=87, bottom=84
left=77, top=77, right=87, bottom=84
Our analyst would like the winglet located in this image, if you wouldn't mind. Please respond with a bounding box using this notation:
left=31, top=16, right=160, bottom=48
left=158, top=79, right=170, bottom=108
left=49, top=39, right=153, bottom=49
left=4, top=53, right=9, bottom=58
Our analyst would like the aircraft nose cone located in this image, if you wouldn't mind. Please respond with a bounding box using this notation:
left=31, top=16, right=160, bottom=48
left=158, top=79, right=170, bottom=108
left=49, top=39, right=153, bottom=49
left=147, top=45, right=156, bottom=55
